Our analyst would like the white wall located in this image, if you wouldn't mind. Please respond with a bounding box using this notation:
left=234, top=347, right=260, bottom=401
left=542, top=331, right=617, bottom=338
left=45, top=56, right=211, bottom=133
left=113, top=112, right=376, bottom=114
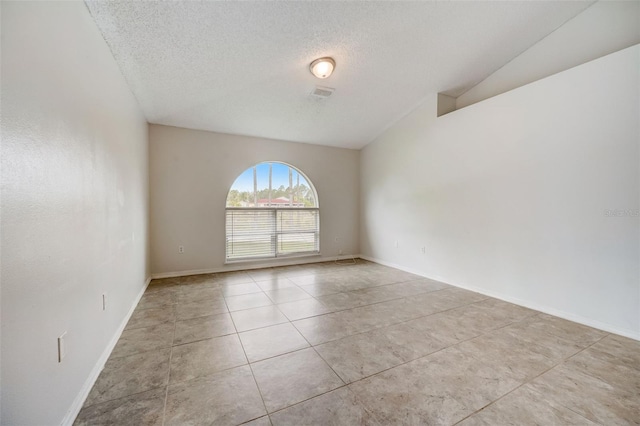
left=457, top=0, right=640, bottom=109
left=149, top=125, right=359, bottom=276
left=361, top=46, right=639, bottom=339
left=1, top=2, right=149, bottom=425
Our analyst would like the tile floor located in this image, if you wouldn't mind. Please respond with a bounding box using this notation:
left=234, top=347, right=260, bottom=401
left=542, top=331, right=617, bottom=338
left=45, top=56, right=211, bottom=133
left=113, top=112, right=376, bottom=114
left=75, top=260, right=640, bottom=425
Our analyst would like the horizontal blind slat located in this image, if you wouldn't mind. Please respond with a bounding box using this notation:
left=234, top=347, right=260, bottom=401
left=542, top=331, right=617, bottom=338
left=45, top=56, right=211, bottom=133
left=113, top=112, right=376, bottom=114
left=226, top=208, right=319, bottom=260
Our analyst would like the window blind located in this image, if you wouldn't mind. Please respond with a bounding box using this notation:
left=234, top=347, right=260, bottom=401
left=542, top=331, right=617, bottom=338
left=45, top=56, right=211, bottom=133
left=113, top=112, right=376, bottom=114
left=226, top=208, right=319, bottom=260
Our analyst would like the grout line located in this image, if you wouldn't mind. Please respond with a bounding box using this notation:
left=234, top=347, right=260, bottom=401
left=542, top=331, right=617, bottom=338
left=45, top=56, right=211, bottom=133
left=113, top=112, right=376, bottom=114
left=224, top=295, right=271, bottom=420
left=451, top=331, right=611, bottom=425
left=160, top=312, right=177, bottom=426
left=107, top=262, right=621, bottom=425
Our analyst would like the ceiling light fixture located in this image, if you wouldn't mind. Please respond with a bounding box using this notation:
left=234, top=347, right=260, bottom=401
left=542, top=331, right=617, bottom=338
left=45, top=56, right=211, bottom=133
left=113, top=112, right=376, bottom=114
left=309, top=57, right=335, bottom=79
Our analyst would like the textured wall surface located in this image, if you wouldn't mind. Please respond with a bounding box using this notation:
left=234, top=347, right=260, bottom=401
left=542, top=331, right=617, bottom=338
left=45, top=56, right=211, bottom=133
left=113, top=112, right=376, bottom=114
left=1, top=2, right=149, bottom=424
left=361, top=46, right=640, bottom=339
left=149, top=125, right=359, bottom=275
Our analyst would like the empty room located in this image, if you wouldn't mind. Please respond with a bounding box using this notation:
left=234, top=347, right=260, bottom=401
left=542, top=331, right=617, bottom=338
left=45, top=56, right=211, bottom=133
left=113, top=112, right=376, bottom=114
left=2, top=1, right=639, bottom=425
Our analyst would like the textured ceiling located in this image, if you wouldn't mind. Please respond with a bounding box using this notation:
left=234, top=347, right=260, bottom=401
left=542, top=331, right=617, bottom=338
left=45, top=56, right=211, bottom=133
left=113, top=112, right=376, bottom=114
left=85, top=1, right=593, bottom=149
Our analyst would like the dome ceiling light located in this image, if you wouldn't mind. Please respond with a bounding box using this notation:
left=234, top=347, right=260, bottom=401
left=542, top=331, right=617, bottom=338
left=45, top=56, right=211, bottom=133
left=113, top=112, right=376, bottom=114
left=309, top=57, right=336, bottom=79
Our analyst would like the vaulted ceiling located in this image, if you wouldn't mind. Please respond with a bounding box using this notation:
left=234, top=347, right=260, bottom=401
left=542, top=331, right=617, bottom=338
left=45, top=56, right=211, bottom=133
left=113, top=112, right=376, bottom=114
left=86, top=1, right=593, bottom=149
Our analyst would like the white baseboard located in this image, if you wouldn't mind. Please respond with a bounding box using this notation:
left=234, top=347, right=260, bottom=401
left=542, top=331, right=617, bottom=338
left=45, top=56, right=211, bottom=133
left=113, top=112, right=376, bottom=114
left=360, top=254, right=640, bottom=341
left=151, top=254, right=362, bottom=279
left=61, top=276, right=152, bottom=426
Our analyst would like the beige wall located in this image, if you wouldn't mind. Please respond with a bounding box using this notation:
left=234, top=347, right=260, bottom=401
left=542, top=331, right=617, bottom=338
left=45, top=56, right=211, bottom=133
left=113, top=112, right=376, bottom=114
left=360, top=45, right=640, bottom=339
left=149, top=125, right=360, bottom=276
left=1, top=2, right=149, bottom=425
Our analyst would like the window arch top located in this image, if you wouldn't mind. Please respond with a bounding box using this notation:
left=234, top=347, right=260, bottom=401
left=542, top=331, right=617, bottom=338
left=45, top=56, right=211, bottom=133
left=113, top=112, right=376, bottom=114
left=226, top=162, right=318, bottom=208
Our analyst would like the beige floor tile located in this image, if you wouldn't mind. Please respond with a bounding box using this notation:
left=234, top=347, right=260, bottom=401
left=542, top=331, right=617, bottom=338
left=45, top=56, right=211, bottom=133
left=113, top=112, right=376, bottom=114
left=225, top=292, right=273, bottom=311
left=448, top=303, right=525, bottom=332
left=523, top=313, right=608, bottom=346
left=240, top=322, right=309, bottom=362
left=472, top=297, right=537, bottom=322
left=165, top=365, right=266, bottom=426
left=338, top=279, right=380, bottom=292
left=85, top=349, right=171, bottom=406
left=298, top=281, right=350, bottom=297
left=222, top=282, right=263, bottom=297
left=231, top=305, right=288, bottom=332
left=359, top=270, right=422, bottom=286
left=316, top=323, right=449, bottom=384
left=409, top=287, right=486, bottom=312
left=173, top=312, right=236, bottom=345
left=125, top=306, right=176, bottom=330
left=173, top=273, right=217, bottom=286
left=458, top=384, right=597, bottom=426
left=293, top=313, right=359, bottom=345
left=405, top=310, right=485, bottom=344
left=315, top=291, right=374, bottom=311
left=565, top=345, right=640, bottom=390
left=146, top=278, right=180, bottom=293
left=111, top=322, right=175, bottom=358
left=175, top=286, right=222, bottom=304
left=588, top=333, right=640, bottom=369
left=315, top=330, right=407, bottom=383
left=255, top=277, right=298, bottom=291
left=74, top=388, right=166, bottom=426
left=244, top=416, right=272, bottom=425
left=456, top=330, right=557, bottom=382
left=377, top=322, right=449, bottom=361
left=252, top=348, right=344, bottom=412
left=270, top=387, right=380, bottom=426
left=213, top=271, right=255, bottom=285
left=317, top=287, right=399, bottom=311
left=382, top=278, right=451, bottom=297
left=277, top=298, right=333, bottom=321
left=247, top=268, right=287, bottom=281
left=497, top=319, right=585, bottom=361
left=137, top=291, right=178, bottom=310
left=527, top=363, right=640, bottom=424
left=80, top=260, right=640, bottom=426
left=400, top=288, right=477, bottom=318
left=291, top=272, right=354, bottom=288
left=282, top=263, right=333, bottom=277
left=333, top=301, right=404, bottom=334
left=175, top=297, right=228, bottom=320
left=350, top=347, right=522, bottom=425
left=264, top=287, right=312, bottom=304
left=170, top=334, right=247, bottom=383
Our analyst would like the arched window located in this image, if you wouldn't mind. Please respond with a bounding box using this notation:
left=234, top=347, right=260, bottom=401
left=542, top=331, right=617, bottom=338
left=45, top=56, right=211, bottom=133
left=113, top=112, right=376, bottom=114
left=226, top=162, right=319, bottom=261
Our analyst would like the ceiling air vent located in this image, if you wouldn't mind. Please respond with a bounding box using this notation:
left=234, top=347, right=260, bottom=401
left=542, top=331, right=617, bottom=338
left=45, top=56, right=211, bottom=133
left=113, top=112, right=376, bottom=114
left=310, top=86, right=335, bottom=99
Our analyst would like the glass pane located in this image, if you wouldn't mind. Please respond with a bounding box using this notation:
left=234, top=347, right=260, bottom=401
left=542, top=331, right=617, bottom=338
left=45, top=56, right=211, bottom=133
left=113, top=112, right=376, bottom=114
left=270, top=162, right=292, bottom=207
left=226, top=162, right=317, bottom=208
left=295, top=172, right=316, bottom=207
left=255, top=163, right=270, bottom=207
left=226, top=167, right=254, bottom=207
left=276, top=210, right=319, bottom=254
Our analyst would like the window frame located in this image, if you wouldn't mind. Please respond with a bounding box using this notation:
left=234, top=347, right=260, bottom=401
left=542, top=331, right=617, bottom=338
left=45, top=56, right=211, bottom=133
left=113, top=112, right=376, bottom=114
left=225, top=162, right=320, bottom=263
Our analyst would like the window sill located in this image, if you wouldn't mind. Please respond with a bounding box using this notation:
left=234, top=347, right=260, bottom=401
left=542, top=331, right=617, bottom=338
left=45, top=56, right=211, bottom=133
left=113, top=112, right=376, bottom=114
left=224, top=252, right=321, bottom=265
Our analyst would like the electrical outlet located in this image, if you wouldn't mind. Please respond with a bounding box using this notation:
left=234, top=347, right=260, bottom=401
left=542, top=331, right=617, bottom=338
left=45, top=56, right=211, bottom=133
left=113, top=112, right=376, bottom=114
left=102, top=293, right=107, bottom=311
left=338, top=249, right=343, bottom=255
left=58, top=332, right=67, bottom=363
left=334, top=236, right=339, bottom=243
left=421, top=246, right=426, bottom=254
left=394, top=240, right=399, bottom=248
left=178, top=245, right=184, bottom=254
